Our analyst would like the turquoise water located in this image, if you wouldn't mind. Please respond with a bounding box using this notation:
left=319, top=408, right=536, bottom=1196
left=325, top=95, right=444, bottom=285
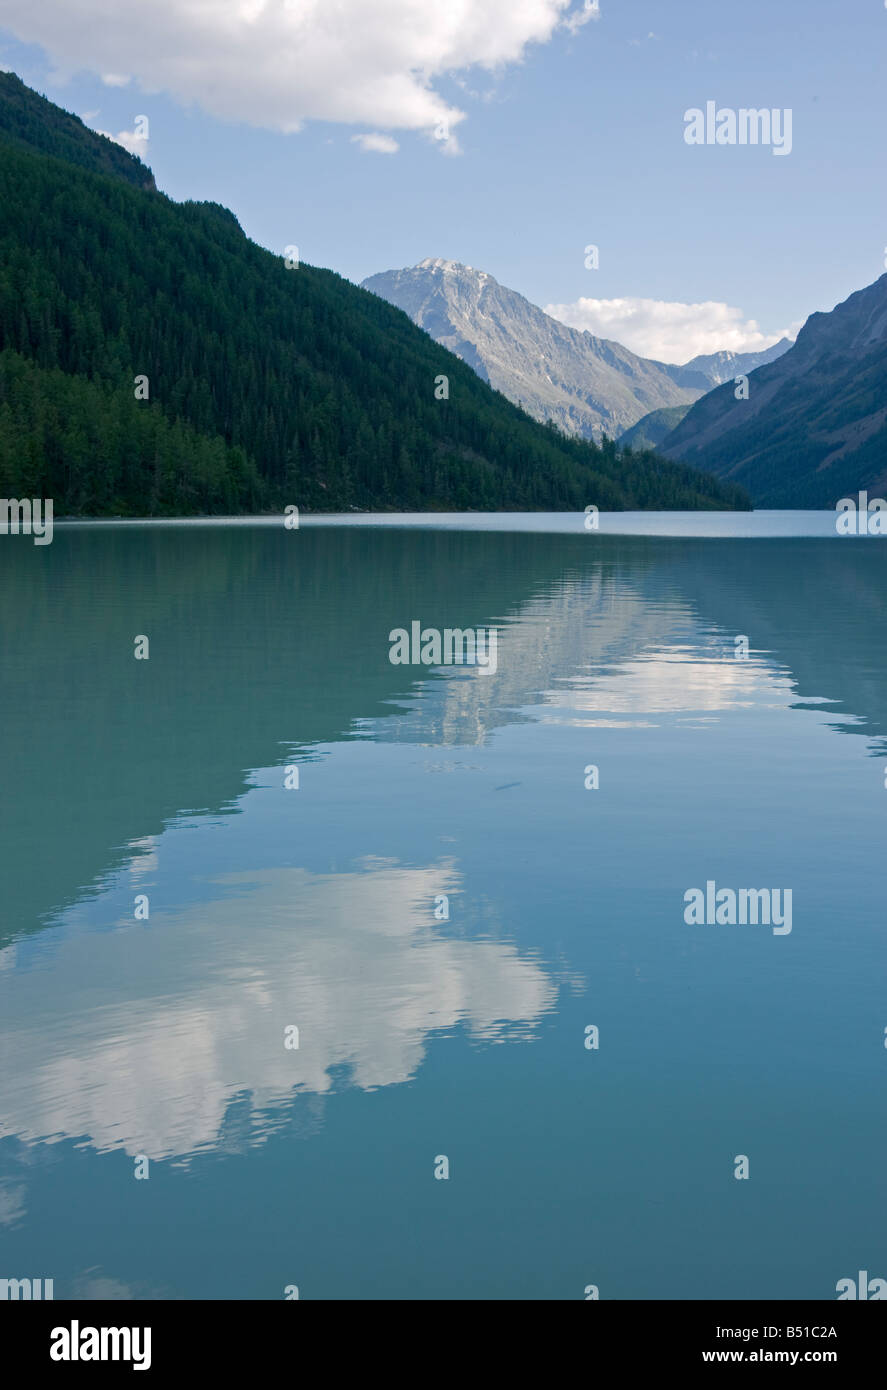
left=1, top=515, right=885, bottom=1299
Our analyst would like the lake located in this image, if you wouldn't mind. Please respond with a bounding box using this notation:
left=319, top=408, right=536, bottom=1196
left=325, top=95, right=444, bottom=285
left=1, top=512, right=884, bottom=1299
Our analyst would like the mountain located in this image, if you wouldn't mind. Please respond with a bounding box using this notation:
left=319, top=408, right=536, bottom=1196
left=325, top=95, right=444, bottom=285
left=619, top=404, right=693, bottom=452
left=617, top=340, right=793, bottom=449
left=659, top=276, right=887, bottom=507
left=361, top=259, right=710, bottom=442
left=0, top=75, right=748, bottom=515
left=682, top=338, right=792, bottom=387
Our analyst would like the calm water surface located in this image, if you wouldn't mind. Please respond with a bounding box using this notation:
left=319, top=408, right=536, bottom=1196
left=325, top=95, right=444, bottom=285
left=1, top=514, right=884, bottom=1299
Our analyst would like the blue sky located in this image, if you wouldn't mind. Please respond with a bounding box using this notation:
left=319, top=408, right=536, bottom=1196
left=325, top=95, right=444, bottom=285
left=1, top=0, right=884, bottom=361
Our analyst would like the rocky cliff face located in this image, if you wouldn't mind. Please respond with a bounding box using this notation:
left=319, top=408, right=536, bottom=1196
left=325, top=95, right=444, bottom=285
left=362, top=258, right=707, bottom=440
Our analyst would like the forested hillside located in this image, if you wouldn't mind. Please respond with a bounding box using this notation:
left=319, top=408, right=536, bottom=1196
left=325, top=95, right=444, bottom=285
left=0, top=74, right=749, bottom=514
left=0, top=72, right=155, bottom=189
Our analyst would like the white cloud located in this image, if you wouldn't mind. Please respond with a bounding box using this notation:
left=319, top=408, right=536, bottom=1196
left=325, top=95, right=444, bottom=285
left=564, top=0, right=601, bottom=35
left=100, top=72, right=130, bottom=87
left=351, top=131, right=399, bottom=155
left=543, top=295, right=799, bottom=363
left=0, top=0, right=593, bottom=140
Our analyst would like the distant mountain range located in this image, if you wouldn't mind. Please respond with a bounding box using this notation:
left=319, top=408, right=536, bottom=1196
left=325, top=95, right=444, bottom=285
left=658, top=275, right=887, bottom=507
left=620, top=341, right=794, bottom=451
left=364, top=257, right=887, bottom=511
left=0, top=72, right=748, bottom=515
left=682, top=340, right=793, bottom=387
left=362, top=259, right=792, bottom=441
